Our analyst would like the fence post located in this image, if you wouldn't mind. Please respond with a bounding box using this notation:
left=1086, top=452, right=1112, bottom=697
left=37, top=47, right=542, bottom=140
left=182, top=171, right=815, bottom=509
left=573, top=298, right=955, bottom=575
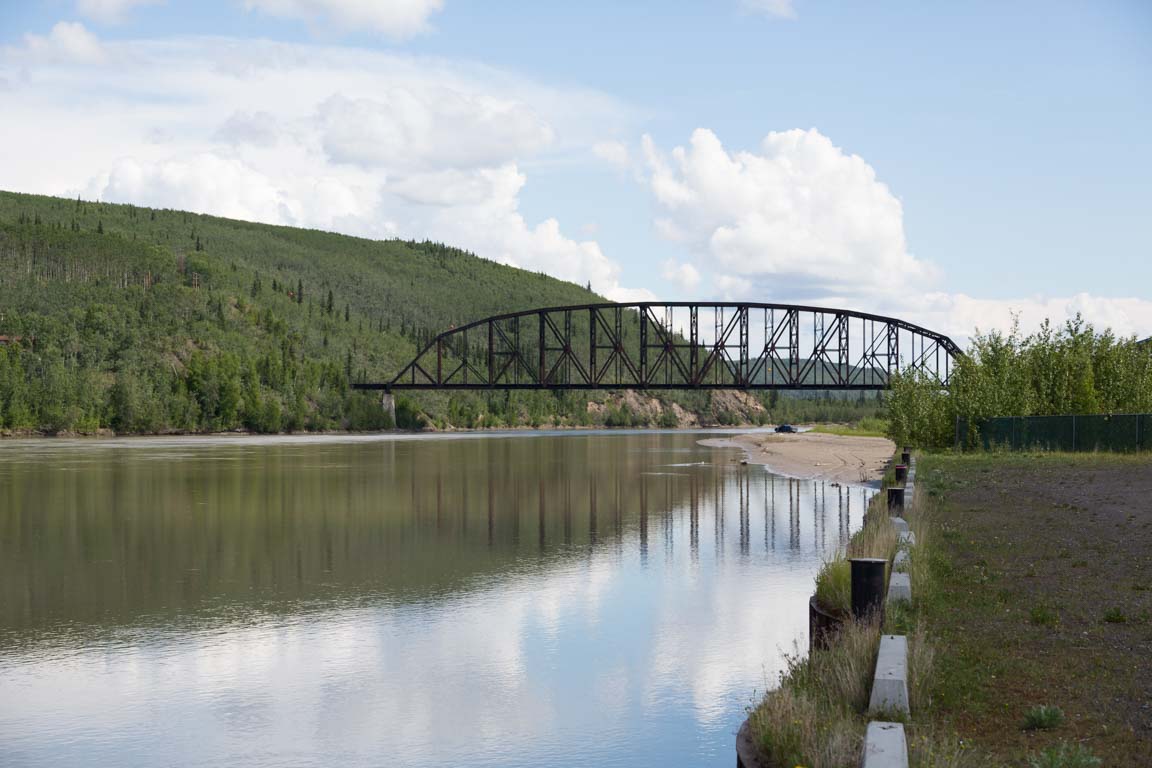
left=1072, top=414, right=1077, bottom=452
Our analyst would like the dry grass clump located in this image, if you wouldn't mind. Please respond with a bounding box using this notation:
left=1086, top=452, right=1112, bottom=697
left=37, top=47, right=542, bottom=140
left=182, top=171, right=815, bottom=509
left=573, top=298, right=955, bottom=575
left=748, top=688, right=859, bottom=768
left=906, top=726, right=984, bottom=768
left=815, top=489, right=900, bottom=615
left=748, top=617, right=881, bottom=768
left=814, top=557, right=852, bottom=616
left=751, top=456, right=931, bottom=766
left=907, top=625, right=936, bottom=715
left=847, top=508, right=899, bottom=562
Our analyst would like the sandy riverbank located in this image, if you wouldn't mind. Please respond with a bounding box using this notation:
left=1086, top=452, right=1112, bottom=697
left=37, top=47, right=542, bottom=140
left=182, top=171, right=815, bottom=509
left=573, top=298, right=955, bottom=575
left=700, top=431, right=895, bottom=485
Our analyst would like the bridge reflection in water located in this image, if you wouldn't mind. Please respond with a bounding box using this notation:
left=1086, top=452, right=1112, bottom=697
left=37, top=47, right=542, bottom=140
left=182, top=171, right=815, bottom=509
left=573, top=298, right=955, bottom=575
left=0, top=432, right=875, bottom=768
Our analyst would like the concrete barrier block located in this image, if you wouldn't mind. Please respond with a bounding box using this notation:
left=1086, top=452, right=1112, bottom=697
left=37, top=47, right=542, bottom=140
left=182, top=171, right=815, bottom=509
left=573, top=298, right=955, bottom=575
left=887, top=572, right=912, bottom=604
left=868, top=635, right=910, bottom=716
left=893, top=549, right=910, bottom=572
left=861, top=721, right=909, bottom=768
left=890, top=516, right=909, bottom=534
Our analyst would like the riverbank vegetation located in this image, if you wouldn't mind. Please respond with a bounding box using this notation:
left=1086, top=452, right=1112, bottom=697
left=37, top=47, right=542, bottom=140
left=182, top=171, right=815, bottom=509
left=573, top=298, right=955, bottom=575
left=749, top=616, right=881, bottom=767
left=812, top=508, right=900, bottom=617
left=885, top=318, right=1152, bottom=449
left=0, top=190, right=882, bottom=436
left=749, top=470, right=946, bottom=767
left=810, top=416, right=889, bottom=438
left=767, top=451, right=1144, bottom=767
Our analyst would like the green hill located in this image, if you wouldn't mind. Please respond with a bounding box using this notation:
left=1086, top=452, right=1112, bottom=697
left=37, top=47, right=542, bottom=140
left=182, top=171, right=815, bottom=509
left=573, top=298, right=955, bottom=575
left=0, top=190, right=880, bottom=434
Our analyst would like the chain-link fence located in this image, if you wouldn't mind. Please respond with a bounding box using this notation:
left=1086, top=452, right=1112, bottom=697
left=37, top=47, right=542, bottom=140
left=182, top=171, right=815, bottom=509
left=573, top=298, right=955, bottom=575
left=961, top=414, right=1152, bottom=452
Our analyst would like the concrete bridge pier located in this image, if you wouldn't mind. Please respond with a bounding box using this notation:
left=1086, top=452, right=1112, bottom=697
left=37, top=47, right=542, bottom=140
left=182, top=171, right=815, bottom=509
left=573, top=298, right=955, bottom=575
left=382, top=392, right=396, bottom=428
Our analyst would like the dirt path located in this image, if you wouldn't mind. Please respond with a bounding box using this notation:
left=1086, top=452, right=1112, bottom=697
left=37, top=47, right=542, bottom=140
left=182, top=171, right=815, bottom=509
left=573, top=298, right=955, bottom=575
left=700, top=431, right=894, bottom=485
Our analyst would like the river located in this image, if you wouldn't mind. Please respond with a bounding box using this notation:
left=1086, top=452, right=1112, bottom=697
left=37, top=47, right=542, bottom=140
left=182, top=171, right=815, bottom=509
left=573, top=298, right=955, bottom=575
left=0, top=430, right=873, bottom=767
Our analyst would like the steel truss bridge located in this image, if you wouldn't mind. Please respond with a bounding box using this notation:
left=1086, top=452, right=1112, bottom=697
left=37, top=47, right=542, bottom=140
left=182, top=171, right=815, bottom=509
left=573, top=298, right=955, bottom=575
left=354, top=302, right=962, bottom=392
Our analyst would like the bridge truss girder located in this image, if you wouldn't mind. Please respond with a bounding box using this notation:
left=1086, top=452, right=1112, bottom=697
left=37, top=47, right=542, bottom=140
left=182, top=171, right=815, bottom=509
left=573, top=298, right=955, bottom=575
left=357, top=302, right=962, bottom=392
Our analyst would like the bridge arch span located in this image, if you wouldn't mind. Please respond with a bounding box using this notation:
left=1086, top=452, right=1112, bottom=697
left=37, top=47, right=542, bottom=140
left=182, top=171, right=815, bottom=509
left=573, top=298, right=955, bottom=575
left=355, top=302, right=962, bottom=392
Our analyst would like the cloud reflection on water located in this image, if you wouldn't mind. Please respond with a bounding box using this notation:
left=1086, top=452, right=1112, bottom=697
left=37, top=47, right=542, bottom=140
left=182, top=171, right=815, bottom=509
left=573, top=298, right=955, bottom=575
left=0, top=434, right=872, bottom=768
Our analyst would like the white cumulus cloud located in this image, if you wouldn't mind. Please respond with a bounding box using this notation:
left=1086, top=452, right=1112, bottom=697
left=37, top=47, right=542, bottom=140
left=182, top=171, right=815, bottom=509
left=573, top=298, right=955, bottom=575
left=638, top=127, right=1152, bottom=342
left=642, top=127, right=935, bottom=300
left=214, top=110, right=283, bottom=146
left=892, top=292, right=1152, bottom=347
left=592, top=140, right=631, bottom=170
left=661, top=260, right=701, bottom=292
left=315, top=91, right=553, bottom=171
left=241, top=0, right=445, bottom=40
left=18, top=22, right=106, bottom=64
left=741, top=0, right=797, bottom=20
left=77, top=0, right=163, bottom=24
left=92, top=154, right=296, bottom=225
left=1, top=34, right=646, bottom=302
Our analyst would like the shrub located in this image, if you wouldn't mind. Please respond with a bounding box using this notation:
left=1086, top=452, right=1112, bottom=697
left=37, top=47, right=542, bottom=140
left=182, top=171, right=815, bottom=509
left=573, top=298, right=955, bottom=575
left=715, top=408, right=739, bottom=426
left=1101, top=607, right=1127, bottom=623
left=1027, top=742, right=1101, bottom=768
left=1029, top=605, right=1058, bottom=626
left=1022, top=704, right=1065, bottom=731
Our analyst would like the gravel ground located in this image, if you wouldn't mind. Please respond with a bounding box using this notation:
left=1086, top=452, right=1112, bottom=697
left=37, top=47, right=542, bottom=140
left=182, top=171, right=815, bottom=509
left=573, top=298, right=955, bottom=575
left=920, top=453, right=1152, bottom=766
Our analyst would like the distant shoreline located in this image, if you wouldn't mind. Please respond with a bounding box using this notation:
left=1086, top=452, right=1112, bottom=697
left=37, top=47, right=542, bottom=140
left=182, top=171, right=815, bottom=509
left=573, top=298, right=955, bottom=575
left=0, top=423, right=779, bottom=441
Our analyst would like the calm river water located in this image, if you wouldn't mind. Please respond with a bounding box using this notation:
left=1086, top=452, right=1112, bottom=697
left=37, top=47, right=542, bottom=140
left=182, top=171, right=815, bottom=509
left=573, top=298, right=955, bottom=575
left=0, top=430, right=872, bottom=767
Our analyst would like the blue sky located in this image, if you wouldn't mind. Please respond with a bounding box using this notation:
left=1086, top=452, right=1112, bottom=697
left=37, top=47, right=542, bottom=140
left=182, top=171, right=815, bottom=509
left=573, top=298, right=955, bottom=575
left=1, top=0, right=1150, bottom=339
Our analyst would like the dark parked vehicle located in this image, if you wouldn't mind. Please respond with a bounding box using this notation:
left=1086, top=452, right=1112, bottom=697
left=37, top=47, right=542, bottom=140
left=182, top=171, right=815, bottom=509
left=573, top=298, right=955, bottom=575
left=775, top=424, right=796, bottom=433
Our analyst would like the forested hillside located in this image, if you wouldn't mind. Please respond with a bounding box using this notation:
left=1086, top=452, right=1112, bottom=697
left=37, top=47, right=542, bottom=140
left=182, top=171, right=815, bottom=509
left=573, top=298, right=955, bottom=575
left=0, top=190, right=878, bottom=435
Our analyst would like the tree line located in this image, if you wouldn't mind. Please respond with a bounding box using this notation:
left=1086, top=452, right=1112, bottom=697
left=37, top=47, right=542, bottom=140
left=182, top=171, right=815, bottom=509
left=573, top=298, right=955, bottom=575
left=886, top=316, right=1152, bottom=449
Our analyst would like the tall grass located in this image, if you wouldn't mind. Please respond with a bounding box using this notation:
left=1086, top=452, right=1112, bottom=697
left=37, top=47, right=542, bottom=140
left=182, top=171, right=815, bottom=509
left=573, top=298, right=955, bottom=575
left=814, top=476, right=900, bottom=615
left=847, top=509, right=899, bottom=562
left=811, top=416, right=890, bottom=437
left=748, top=617, right=881, bottom=768
left=814, top=558, right=852, bottom=616
left=907, top=626, right=936, bottom=716
left=750, top=460, right=971, bottom=768
left=906, top=727, right=984, bottom=768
